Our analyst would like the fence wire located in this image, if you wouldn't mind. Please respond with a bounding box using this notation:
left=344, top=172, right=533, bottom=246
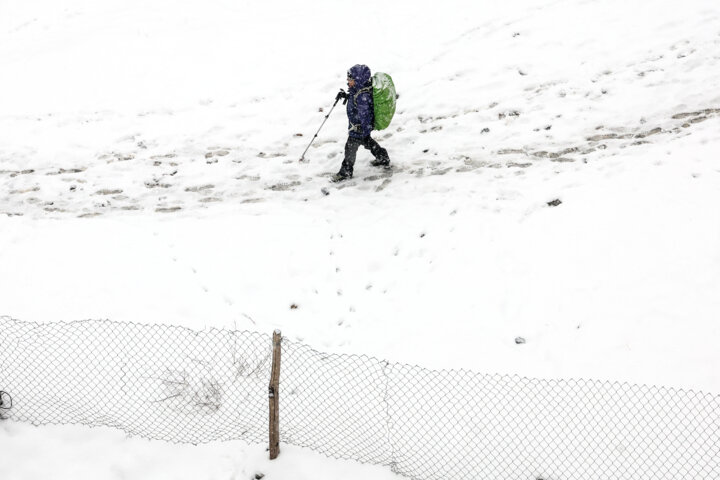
left=0, top=316, right=271, bottom=444
left=1, top=316, right=718, bottom=479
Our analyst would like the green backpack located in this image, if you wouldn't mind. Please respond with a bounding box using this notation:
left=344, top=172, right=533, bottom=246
left=354, top=72, right=397, bottom=131
left=371, top=72, right=396, bottom=130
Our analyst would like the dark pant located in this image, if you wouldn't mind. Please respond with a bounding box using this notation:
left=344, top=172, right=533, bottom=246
left=339, top=136, right=389, bottom=176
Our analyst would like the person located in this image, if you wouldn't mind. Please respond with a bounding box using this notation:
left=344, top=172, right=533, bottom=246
left=332, top=64, right=390, bottom=182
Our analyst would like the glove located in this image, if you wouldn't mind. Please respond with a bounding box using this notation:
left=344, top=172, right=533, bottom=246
left=335, top=89, right=348, bottom=104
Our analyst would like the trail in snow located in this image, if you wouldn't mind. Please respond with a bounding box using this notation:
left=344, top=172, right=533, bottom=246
left=2, top=104, right=719, bottom=218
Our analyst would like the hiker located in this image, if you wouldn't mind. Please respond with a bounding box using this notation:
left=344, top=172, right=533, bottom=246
left=332, top=64, right=390, bottom=182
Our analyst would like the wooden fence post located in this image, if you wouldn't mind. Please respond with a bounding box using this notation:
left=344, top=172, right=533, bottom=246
left=269, top=329, right=282, bottom=459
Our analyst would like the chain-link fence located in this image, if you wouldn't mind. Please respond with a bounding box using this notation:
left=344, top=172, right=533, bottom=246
left=0, top=316, right=271, bottom=444
left=282, top=339, right=719, bottom=479
left=1, top=316, right=718, bottom=479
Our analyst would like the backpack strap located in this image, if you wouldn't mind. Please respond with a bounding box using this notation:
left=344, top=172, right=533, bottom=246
left=353, top=86, right=372, bottom=105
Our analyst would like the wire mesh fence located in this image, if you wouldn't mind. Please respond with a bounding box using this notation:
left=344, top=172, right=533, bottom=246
left=0, top=316, right=271, bottom=444
left=281, top=338, right=719, bottom=480
left=1, top=316, right=718, bottom=479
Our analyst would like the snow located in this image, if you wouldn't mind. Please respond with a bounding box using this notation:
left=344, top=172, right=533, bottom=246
left=0, top=422, right=397, bottom=480
left=1, top=0, right=720, bottom=478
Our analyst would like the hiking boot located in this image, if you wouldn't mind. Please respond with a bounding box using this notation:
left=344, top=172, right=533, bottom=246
left=331, top=171, right=352, bottom=183
left=370, top=158, right=390, bottom=167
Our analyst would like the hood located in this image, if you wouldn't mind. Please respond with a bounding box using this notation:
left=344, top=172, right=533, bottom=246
left=348, top=64, right=372, bottom=89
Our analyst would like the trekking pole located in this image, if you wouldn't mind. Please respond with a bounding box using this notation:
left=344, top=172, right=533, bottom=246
left=299, top=93, right=346, bottom=162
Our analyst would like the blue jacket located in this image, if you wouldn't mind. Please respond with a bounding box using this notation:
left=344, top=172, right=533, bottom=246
left=346, top=64, right=374, bottom=138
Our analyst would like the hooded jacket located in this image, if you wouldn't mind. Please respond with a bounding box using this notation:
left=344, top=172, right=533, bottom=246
left=346, top=64, right=374, bottom=138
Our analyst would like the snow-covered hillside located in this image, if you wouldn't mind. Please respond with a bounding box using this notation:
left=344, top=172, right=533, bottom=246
left=1, top=0, right=719, bottom=479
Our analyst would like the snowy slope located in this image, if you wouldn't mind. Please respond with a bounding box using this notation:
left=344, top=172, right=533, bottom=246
left=1, top=0, right=720, bottom=479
